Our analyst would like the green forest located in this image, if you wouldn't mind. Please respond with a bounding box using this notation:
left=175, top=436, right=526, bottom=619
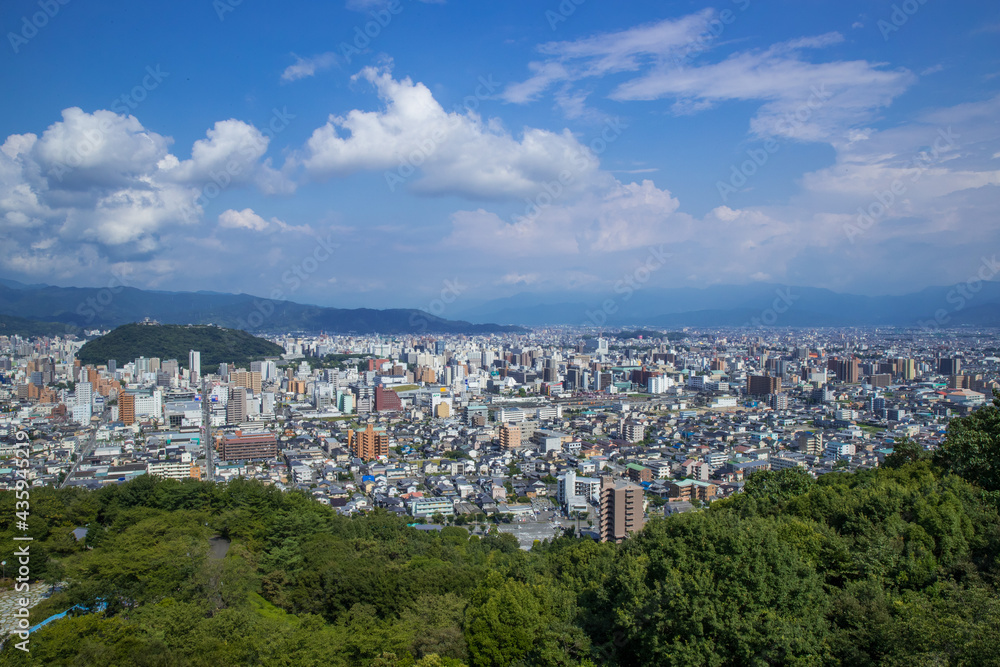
left=1, top=401, right=1000, bottom=665
left=75, top=323, right=284, bottom=373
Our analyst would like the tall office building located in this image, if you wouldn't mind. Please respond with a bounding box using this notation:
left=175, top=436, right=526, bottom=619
left=897, top=358, right=916, bottom=380
left=189, top=350, right=201, bottom=385
left=348, top=423, right=389, bottom=461
left=227, top=387, right=247, bottom=424
left=119, top=392, right=135, bottom=426
left=599, top=476, right=644, bottom=543
left=939, top=357, right=961, bottom=376
left=748, top=375, right=781, bottom=396
left=76, top=382, right=92, bottom=407
left=834, top=358, right=860, bottom=384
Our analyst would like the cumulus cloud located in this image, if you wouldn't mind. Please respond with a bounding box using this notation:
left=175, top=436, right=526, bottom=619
left=0, top=108, right=292, bottom=282
left=293, top=65, right=612, bottom=200
left=281, top=52, right=338, bottom=82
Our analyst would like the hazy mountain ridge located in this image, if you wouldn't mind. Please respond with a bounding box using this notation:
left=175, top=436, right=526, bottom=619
left=0, top=282, right=523, bottom=334
left=453, top=282, right=1000, bottom=326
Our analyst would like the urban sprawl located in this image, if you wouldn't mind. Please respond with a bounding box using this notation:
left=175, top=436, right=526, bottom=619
left=2, top=325, right=998, bottom=548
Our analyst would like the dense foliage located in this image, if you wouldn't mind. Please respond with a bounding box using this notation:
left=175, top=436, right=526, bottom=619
left=76, top=323, right=284, bottom=371
left=0, top=315, right=68, bottom=340
left=1, top=401, right=1000, bottom=665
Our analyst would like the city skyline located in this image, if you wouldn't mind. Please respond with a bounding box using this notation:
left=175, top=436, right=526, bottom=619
left=1, top=0, right=999, bottom=311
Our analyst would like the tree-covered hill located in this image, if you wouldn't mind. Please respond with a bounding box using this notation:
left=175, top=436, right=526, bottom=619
left=76, top=323, right=284, bottom=371
left=2, top=401, right=1000, bottom=665
left=0, top=314, right=70, bottom=339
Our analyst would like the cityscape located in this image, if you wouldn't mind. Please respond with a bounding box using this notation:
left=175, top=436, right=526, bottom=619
left=3, top=326, right=998, bottom=547
left=2, top=0, right=1000, bottom=663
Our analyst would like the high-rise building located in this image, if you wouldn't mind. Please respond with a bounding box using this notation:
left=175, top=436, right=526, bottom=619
left=748, top=375, right=781, bottom=396
left=499, top=423, right=521, bottom=450
left=897, top=358, right=916, bottom=380
left=227, top=387, right=247, bottom=424
left=599, top=476, right=644, bottom=543
left=769, top=392, right=789, bottom=410
left=939, top=357, right=961, bottom=376
left=833, top=357, right=860, bottom=383
left=348, top=423, right=389, bottom=461
left=189, top=350, right=201, bottom=384
left=119, top=392, right=135, bottom=426
left=233, top=370, right=262, bottom=395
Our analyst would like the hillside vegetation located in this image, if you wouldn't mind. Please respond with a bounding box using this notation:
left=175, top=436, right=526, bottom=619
left=76, top=323, right=284, bottom=371
left=1, top=402, right=999, bottom=665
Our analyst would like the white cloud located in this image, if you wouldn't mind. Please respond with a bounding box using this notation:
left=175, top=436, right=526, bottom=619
left=281, top=52, right=338, bottom=82
left=444, top=179, right=685, bottom=256
left=0, top=108, right=292, bottom=282
left=502, top=11, right=717, bottom=104
left=217, top=207, right=313, bottom=234
left=507, top=13, right=914, bottom=143
left=218, top=208, right=271, bottom=231
left=294, top=65, right=611, bottom=200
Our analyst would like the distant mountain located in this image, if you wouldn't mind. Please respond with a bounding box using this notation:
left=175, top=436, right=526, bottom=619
left=76, top=323, right=285, bottom=370
left=452, top=282, right=1000, bottom=327
left=0, top=282, right=523, bottom=334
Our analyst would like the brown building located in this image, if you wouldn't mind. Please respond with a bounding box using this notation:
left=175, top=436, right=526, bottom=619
left=119, top=392, right=136, bottom=426
left=221, top=430, right=278, bottom=461
left=233, top=370, right=262, bottom=395
left=375, top=386, right=402, bottom=412
left=666, top=479, right=717, bottom=502
left=626, top=463, right=652, bottom=484
left=748, top=375, right=781, bottom=396
left=348, top=423, right=389, bottom=461
left=599, top=476, right=644, bottom=543
left=869, top=373, right=892, bottom=388
left=499, top=423, right=521, bottom=450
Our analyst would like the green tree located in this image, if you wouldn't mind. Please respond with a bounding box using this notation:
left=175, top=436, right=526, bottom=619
left=934, top=397, right=1000, bottom=493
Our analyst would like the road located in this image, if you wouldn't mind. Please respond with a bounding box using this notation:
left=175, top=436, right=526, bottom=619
left=60, top=409, right=109, bottom=489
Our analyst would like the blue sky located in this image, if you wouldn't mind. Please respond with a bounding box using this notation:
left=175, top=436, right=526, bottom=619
left=1, top=0, right=999, bottom=310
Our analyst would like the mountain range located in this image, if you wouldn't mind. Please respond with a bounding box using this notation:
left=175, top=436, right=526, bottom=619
left=2, top=278, right=999, bottom=332
left=0, top=279, right=522, bottom=335
left=450, top=282, right=1000, bottom=328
